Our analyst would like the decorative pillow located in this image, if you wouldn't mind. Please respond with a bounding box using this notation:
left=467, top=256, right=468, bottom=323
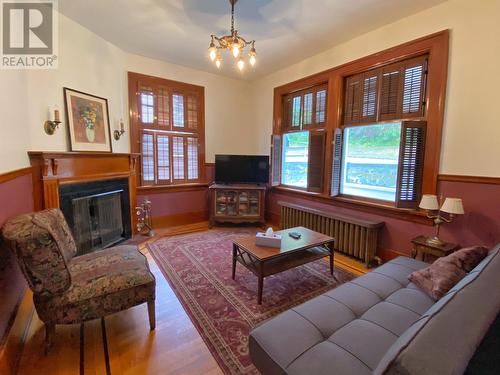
left=446, top=246, right=489, bottom=272
left=408, top=245, right=488, bottom=300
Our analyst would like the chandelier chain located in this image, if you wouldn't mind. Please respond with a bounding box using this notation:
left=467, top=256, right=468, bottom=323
left=231, top=1, right=235, bottom=35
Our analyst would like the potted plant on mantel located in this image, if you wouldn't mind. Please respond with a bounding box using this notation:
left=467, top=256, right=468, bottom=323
left=79, top=104, right=98, bottom=142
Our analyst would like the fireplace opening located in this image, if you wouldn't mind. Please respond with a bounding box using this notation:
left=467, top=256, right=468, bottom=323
left=72, top=190, right=124, bottom=253
left=59, top=178, right=131, bottom=256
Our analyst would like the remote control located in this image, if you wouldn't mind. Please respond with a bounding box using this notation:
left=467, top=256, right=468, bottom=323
left=289, top=232, right=301, bottom=239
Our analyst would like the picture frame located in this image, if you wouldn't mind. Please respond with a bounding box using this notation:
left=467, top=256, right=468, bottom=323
left=64, top=88, right=112, bottom=152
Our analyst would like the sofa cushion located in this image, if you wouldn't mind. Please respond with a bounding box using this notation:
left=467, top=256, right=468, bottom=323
left=350, top=272, right=403, bottom=299
left=328, top=319, right=398, bottom=370
left=323, top=282, right=381, bottom=317
left=34, top=245, right=155, bottom=324
left=249, top=309, right=324, bottom=371
left=371, top=262, right=418, bottom=286
left=385, top=288, right=434, bottom=315
left=292, top=295, right=355, bottom=338
left=389, top=256, right=429, bottom=271
left=361, top=301, right=420, bottom=336
left=286, top=341, right=371, bottom=375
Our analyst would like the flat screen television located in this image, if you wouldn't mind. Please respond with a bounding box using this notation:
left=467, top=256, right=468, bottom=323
left=215, top=155, right=269, bottom=184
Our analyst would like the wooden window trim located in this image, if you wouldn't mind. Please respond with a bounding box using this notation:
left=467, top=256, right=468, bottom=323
left=129, top=72, right=206, bottom=187
left=272, top=30, right=449, bottom=222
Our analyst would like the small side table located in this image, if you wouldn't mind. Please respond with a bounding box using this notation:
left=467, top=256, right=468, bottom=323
left=411, top=235, right=459, bottom=262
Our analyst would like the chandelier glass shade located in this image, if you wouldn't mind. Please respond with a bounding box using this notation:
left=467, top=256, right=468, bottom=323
left=208, top=0, right=256, bottom=71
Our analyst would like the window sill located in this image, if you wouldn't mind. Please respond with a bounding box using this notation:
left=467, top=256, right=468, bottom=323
left=271, top=186, right=432, bottom=225
left=137, top=182, right=209, bottom=194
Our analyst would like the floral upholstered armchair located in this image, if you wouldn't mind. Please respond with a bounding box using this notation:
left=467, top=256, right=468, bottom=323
left=1, top=209, right=156, bottom=352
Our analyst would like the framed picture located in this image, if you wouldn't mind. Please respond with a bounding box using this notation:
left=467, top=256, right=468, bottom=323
left=64, top=88, right=112, bottom=152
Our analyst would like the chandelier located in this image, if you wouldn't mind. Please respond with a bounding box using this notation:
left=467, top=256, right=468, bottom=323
left=207, top=0, right=257, bottom=71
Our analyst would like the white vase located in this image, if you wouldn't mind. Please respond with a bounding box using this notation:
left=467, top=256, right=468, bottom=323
left=86, top=127, right=95, bottom=142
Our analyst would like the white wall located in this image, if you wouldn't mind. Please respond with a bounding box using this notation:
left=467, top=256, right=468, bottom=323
left=0, top=70, right=30, bottom=172
left=0, top=13, right=252, bottom=174
left=250, top=0, right=500, bottom=178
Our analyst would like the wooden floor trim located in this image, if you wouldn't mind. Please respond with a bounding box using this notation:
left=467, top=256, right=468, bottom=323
left=0, top=290, right=34, bottom=375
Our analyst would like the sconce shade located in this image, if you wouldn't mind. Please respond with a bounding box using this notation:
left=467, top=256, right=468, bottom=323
left=419, top=194, right=439, bottom=210
left=441, top=198, right=465, bottom=215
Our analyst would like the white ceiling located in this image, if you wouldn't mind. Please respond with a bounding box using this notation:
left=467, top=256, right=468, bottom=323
left=59, top=0, right=447, bottom=80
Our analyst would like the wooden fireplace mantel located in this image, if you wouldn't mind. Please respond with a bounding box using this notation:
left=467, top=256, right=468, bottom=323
left=28, top=151, right=140, bottom=232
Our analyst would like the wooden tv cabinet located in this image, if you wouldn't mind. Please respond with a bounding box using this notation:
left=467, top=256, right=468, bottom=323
left=209, top=184, right=266, bottom=228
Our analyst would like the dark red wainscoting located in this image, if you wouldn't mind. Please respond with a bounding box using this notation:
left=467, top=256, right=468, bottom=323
left=0, top=171, right=33, bottom=343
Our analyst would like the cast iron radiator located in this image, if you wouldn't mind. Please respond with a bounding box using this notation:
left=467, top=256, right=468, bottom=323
left=279, top=201, right=384, bottom=266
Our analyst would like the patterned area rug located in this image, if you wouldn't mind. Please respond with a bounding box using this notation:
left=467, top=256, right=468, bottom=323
left=147, top=227, right=354, bottom=375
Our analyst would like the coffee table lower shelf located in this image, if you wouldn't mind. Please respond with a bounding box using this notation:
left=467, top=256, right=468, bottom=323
left=232, top=241, right=335, bottom=304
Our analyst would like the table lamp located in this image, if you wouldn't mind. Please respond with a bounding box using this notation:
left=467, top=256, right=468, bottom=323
left=419, top=194, right=464, bottom=245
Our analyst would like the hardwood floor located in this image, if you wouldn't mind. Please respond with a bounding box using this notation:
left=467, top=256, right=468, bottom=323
left=14, top=222, right=367, bottom=374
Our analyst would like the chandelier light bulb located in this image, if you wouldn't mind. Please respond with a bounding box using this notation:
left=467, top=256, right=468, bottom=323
left=215, top=59, right=222, bottom=69
left=249, top=55, right=256, bottom=66
left=208, top=38, right=217, bottom=61
left=237, top=58, right=245, bottom=71
left=232, top=44, right=240, bottom=58
left=209, top=48, right=217, bottom=62
left=249, top=44, right=257, bottom=66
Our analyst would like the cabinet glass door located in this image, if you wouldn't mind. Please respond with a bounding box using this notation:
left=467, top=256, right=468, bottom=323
left=248, top=191, right=260, bottom=216
left=215, top=190, right=237, bottom=216
left=238, top=190, right=259, bottom=216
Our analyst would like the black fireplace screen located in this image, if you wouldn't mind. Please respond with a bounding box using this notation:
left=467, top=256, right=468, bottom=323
left=72, top=190, right=124, bottom=253
left=59, top=178, right=132, bottom=255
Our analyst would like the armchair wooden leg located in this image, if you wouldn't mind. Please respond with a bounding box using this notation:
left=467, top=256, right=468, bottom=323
left=45, top=323, right=55, bottom=354
left=147, top=299, right=156, bottom=331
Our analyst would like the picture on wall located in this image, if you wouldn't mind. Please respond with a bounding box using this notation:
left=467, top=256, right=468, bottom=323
left=64, top=88, right=112, bottom=152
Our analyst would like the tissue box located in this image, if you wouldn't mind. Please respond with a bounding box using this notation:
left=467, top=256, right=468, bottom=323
left=255, top=232, right=282, bottom=248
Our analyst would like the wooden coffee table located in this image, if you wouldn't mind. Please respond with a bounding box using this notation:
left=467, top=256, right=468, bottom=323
left=232, top=226, right=335, bottom=304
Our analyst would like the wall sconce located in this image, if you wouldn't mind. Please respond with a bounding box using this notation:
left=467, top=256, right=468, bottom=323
left=419, top=194, right=465, bottom=245
left=113, top=119, right=125, bottom=140
left=44, top=106, right=62, bottom=135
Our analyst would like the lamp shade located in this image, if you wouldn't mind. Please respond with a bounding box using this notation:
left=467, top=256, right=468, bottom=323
left=441, top=198, right=465, bottom=215
left=419, top=194, right=439, bottom=210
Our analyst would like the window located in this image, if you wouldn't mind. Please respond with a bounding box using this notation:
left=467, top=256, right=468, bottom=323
left=129, top=72, right=205, bottom=186
left=282, top=131, right=309, bottom=187
left=271, top=53, right=434, bottom=209
left=274, top=84, right=327, bottom=191
left=340, top=123, right=401, bottom=202
left=336, top=55, right=428, bottom=206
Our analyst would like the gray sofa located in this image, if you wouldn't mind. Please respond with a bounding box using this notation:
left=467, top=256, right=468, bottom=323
left=249, top=244, right=500, bottom=375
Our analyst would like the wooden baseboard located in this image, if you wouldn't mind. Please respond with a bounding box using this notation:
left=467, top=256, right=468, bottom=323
left=265, top=211, right=280, bottom=227
left=0, top=291, right=34, bottom=375
left=152, top=211, right=208, bottom=228
left=378, top=248, right=410, bottom=263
